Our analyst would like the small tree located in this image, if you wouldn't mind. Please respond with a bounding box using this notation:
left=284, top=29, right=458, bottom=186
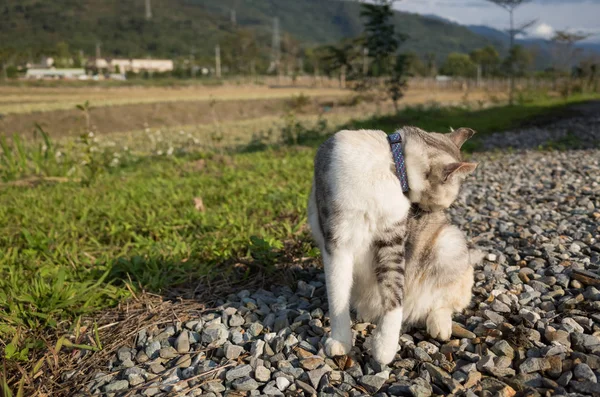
left=470, top=45, right=500, bottom=77
left=485, top=0, right=536, bottom=104
left=424, top=52, right=437, bottom=77
left=388, top=54, right=410, bottom=111
left=503, top=45, right=533, bottom=76
left=441, top=53, right=477, bottom=78
left=359, top=0, right=409, bottom=110
left=318, top=40, right=361, bottom=78
left=551, top=30, right=592, bottom=98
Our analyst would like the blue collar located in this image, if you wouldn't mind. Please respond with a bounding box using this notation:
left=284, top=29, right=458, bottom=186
left=387, top=132, right=409, bottom=193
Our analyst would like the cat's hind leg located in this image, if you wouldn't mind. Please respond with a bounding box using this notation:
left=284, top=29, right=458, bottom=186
left=323, top=249, right=354, bottom=357
left=426, top=308, right=453, bottom=340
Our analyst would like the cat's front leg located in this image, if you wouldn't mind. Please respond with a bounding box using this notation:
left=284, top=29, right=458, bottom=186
left=367, top=222, right=407, bottom=364
left=426, top=308, right=453, bottom=340
left=324, top=250, right=354, bottom=356
left=368, top=307, right=403, bottom=364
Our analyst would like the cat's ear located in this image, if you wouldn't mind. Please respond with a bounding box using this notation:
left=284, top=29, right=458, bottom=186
left=447, top=127, right=476, bottom=148
left=443, top=162, right=478, bottom=181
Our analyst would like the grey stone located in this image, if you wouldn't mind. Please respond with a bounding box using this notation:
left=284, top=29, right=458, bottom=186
left=145, top=341, right=161, bottom=359
left=229, top=314, right=245, bottom=327
left=251, top=340, right=265, bottom=358
left=359, top=375, right=387, bottom=394
left=104, top=380, right=129, bottom=392
left=174, top=331, right=190, bottom=353
left=573, top=363, right=597, bottom=382
left=557, top=371, right=572, bottom=387
left=232, top=376, right=259, bottom=391
left=276, top=376, right=291, bottom=391
left=117, top=347, right=132, bottom=362
left=491, top=340, right=514, bottom=359
left=297, top=280, right=316, bottom=298
left=263, top=381, right=285, bottom=395
left=248, top=322, right=264, bottom=337
left=202, top=381, right=226, bottom=393
left=255, top=365, right=271, bottom=382
left=159, top=346, right=178, bottom=359
left=224, top=342, right=244, bottom=360
left=519, top=357, right=550, bottom=374
left=308, top=365, right=332, bottom=388
left=491, top=299, right=511, bottom=313
left=226, top=364, right=253, bottom=381
left=476, top=356, right=495, bottom=372
left=572, top=332, right=600, bottom=352
left=202, top=323, right=229, bottom=347
left=296, top=379, right=317, bottom=395
left=571, top=381, right=600, bottom=394
left=127, top=373, right=145, bottom=386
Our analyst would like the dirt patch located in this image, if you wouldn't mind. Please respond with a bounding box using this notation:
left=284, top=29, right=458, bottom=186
left=0, top=96, right=334, bottom=138
left=0, top=88, right=501, bottom=138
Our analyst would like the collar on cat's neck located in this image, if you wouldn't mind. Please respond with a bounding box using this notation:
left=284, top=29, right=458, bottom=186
left=387, top=132, right=409, bottom=193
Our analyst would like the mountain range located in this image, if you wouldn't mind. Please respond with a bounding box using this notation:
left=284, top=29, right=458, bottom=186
left=1, top=0, right=597, bottom=69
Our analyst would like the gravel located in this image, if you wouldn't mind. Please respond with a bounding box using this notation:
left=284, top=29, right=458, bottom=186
left=81, top=117, right=600, bottom=396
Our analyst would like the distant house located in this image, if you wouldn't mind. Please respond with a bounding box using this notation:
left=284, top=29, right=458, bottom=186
left=88, top=58, right=174, bottom=74
left=25, top=68, right=86, bottom=80
left=26, top=56, right=55, bottom=70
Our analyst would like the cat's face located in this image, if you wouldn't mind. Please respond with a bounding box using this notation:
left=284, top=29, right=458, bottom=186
left=404, top=127, right=478, bottom=212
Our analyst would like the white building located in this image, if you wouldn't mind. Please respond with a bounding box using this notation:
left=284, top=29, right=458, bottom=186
left=25, top=68, right=87, bottom=80
left=89, top=58, right=174, bottom=73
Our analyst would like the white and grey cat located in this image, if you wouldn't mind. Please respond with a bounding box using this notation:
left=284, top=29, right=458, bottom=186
left=307, top=126, right=478, bottom=364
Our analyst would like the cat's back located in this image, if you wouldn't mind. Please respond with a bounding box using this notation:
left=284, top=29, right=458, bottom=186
left=315, top=129, right=394, bottom=182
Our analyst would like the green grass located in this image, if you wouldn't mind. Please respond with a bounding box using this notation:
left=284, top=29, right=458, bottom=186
left=1, top=92, right=599, bottom=392
left=0, top=149, right=314, bottom=335
left=347, top=92, right=600, bottom=152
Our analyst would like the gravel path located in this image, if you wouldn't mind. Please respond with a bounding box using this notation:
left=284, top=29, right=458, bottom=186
left=81, top=116, right=599, bottom=397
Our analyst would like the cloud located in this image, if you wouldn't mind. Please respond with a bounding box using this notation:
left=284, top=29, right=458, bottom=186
left=528, top=22, right=555, bottom=39
left=395, top=0, right=600, bottom=42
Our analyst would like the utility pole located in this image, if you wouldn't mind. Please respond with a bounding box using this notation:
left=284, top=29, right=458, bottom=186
left=145, top=0, right=152, bottom=20
left=190, top=46, right=196, bottom=78
left=95, top=42, right=101, bottom=59
left=271, top=17, right=281, bottom=75
left=363, top=47, right=369, bottom=75
left=231, top=9, right=236, bottom=26
left=215, top=44, right=221, bottom=78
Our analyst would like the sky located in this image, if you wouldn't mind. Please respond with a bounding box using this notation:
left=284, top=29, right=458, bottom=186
left=394, top=0, right=600, bottom=42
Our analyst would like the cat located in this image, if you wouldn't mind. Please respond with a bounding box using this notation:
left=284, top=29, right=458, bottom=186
left=355, top=206, right=482, bottom=344
left=307, top=126, right=477, bottom=364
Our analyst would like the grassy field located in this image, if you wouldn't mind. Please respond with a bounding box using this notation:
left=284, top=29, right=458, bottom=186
left=0, top=85, right=497, bottom=139
left=0, top=85, right=350, bottom=115
left=1, top=91, right=599, bottom=393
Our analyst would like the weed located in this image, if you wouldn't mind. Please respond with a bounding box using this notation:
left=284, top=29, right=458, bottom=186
left=281, top=112, right=328, bottom=146
left=249, top=236, right=284, bottom=268
left=538, top=131, right=583, bottom=151
left=285, top=93, right=311, bottom=112
left=75, top=100, right=92, bottom=132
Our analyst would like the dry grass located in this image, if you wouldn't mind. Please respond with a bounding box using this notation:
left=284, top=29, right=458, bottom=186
left=0, top=85, right=350, bottom=115
left=5, top=250, right=313, bottom=397
left=0, top=87, right=503, bottom=140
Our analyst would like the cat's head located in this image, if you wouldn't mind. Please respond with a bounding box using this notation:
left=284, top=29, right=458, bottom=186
left=402, top=126, right=478, bottom=212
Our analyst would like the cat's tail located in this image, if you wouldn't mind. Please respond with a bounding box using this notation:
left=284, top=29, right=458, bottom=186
left=468, top=248, right=485, bottom=267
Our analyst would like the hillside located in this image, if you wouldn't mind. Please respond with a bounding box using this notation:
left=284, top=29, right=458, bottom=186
left=0, top=0, right=498, bottom=64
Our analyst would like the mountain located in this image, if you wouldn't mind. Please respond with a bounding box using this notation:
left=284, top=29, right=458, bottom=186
left=0, top=0, right=497, bottom=64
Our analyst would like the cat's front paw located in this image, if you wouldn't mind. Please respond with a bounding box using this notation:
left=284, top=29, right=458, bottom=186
left=325, top=338, right=352, bottom=357
left=426, top=309, right=452, bottom=340
left=366, top=333, right=399, bottom=365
